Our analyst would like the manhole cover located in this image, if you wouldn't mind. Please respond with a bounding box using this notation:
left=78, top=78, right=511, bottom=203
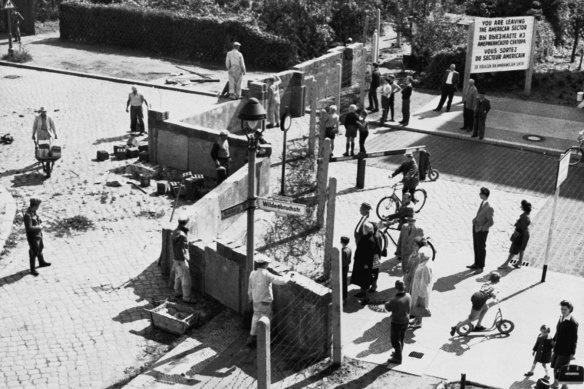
left=522, top=134, right=545, bottom=142
left=409, top=351, right=425, bottom=359
left=3, top=75, right=21, bottom=79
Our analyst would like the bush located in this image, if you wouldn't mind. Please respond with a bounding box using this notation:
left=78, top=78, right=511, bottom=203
left=419, top=45, right=467, bottom=89
left=59, top=1, right=298, bottom=70
left=535, top=20, right=555, bottom=61
left=2, top=45, right=33, bottom=63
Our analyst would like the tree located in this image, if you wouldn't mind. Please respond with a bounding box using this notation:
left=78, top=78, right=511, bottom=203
left=567, top=0, right=584, bottom=62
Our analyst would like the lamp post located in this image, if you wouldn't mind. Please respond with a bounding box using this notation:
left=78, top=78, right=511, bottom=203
left=238, top=97, right=267, bottom=316
left=4, top=1, right=15, bottom=56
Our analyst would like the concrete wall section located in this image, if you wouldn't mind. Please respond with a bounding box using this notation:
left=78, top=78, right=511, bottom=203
left=204, top=244, right=241, bottom=312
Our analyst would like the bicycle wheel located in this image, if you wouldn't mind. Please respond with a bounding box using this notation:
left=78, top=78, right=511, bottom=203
left=566, top=147, right=583, bottom=166
left=427, top=240, right=437, bottom=261
left=428, top=169, right=440, bottom=181
left=456, top=323, right=473, bottom=336
left=376, top=196, right=398, bottom=221
left=496, top=320, right=515, bottom=335
left=412, top=189, right=427, bottom=213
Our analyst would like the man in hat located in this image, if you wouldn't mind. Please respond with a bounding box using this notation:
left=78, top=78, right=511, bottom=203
left=468, top=187, right=494, bottom=273
left=32, top=107, right=58, bottom=175
left=367, top=63, right=381, bottom=112
left=391, top=152, right=420, bottom=199
left=125, top=86, right=149, bottom=135
left=471, top=91, right=491, bottom=140
left=225, top=42, right=246, bottom=99
left=247, top=256, right=294, bottom=347
left=396, top=216, right=424, bottom=274
left=24, top=198, right=51, bottom=276
left=171, top=216, right=195, bottom=303
left=434, top=63, right=459, bottom=113
left=211, top=130, right=231, bottom=185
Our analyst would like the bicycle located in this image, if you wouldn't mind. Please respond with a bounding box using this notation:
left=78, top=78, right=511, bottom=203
left=379, top=220, right=436, bottom=261
left=456, top=300, right=515, bottom=336
left=376, top=182, right=427, bottom=220
left=566, top=130, right=584, bottom=166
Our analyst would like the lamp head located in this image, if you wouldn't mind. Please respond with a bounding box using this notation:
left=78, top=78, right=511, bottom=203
left=238, top=98, right=267, bottom=141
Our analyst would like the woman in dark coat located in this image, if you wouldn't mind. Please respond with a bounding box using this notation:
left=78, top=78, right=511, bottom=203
left=498, top=200, right=531, bottom=269
left=351, top=221, right=380, bottom=305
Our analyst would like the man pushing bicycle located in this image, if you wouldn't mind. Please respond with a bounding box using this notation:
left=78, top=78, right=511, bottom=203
left=391, top=152, right=420, bottom=199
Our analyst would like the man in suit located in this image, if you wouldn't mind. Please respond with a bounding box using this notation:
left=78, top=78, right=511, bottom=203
left=367, top=63, right=381, bottom=112
left=434, top=63, right=459, bottom=112
left=472, top=91, right=491, bottom=140
left=551, top=300, right=579, bottom=389
left=461, top=79, right=478, bottom=131
left=468, top=187, right=494, bottom=273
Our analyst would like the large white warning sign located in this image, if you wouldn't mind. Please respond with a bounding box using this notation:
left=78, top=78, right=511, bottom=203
left=470, top=16, right=535, bottom=74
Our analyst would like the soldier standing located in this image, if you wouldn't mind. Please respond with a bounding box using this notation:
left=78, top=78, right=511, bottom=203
left=211, top=130, right=231, bottom=185
left=24, top=198, right=51, bottom=276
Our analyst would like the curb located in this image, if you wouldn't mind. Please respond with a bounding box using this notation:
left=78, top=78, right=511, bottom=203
left=0, top=186, right=17, bottom=253
left=375, top=122, right=564, bottom=157
left=0, top=60, right=219, bottom=97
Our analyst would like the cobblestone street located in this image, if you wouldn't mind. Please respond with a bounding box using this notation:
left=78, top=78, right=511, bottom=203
left=0, top=67, right=218, bottom=388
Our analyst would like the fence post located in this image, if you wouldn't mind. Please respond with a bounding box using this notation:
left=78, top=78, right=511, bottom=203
left=331, top=247, right=343, bottom=365
left=324, top=177, right=337, bottom=277
left=462, top=22, right=475, bottom=105
left=461, top=373, right=466, bottom=389
left=356, top=158, right=366, bottom=188
left=308, top=77, right=317, bottom=157
left=317, top=139, right=331, bottom=228
left=336, top=63, right=342, bottom=110
left=257, top=317, right=271, bottom=389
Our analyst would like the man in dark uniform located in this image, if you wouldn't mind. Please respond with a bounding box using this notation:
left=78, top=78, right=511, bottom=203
left=472, top=91, right=491, bottom=140
left=367, top=63, right=381, bottom=112
left=24, top=198, right=51, bottom=276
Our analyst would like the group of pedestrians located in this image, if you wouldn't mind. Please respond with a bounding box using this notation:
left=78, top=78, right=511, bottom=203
left=367, top=63, right=414, bottom=127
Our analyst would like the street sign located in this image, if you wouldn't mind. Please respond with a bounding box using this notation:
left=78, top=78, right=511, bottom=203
left=220, top=200, right=252, bottom=220
left=556, top=152, right=570, bottom=188
left=257, top=197, right=306, bottom=216
left=4, top=0, right=14, bottom=9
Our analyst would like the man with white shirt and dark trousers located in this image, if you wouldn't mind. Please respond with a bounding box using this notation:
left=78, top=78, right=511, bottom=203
left=434, top=64, right=459, bottom=113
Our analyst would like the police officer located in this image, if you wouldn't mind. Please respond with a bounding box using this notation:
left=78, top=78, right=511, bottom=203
left=24, top=198, right=51, bottom=276
left=171, top=216, right=195, bottom=303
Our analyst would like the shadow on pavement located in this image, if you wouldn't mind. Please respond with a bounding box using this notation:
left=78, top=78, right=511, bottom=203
left=433, top=270, right=475, bottom=293
left=354, top=316, right=392, bottom=358
left=509, top=377, right=538, bottom=389
left=333, top=363, right=390, bottom=388
left=441, top=332, right=510, bottom=356
left=0, top=269, right=30, bottom=288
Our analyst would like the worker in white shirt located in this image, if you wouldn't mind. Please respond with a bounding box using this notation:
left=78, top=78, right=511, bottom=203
left=125, top=86, right=149, bottom=135
left=225, top=42, right=246, bottom=99
left=246, top=256, right=294, bottom=348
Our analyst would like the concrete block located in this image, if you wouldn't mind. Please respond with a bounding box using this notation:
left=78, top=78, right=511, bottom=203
left=157, top=130, right=189, bottom=171
left=189, top=241, right=206, bottom=294
left=204, top=246, right=241, bottom=312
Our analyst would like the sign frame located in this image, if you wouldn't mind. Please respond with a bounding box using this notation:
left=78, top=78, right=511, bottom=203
left=220, top=199, right=253, bottom=220
left=256, top=197, right=306, bottom=216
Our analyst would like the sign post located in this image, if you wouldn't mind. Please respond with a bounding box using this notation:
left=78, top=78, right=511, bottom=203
left=466, top=16, right=536, bottom=95
left=541, top=152, right=570, bottom=283
left=4, top=0, right=15, bottom=56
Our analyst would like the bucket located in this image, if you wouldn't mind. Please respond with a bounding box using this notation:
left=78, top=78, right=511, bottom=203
left=578, top=91, right=583, bottom=102
left=140, top=174, right=151, bottom=187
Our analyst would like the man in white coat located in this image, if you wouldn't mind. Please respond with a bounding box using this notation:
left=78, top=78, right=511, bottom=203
left=225, top=42, right=246, bottom=99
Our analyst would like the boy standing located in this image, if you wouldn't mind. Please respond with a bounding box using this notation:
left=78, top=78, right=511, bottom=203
left=340, top=236, right=352, bottom=303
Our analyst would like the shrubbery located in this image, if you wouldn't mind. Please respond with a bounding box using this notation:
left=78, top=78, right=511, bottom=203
left=59, top=2, right=297, bottom=70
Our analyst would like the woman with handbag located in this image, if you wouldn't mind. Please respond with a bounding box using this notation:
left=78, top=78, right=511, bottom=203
left=498, top=200, right=531, bottom=269
left=409, top=246, right=435, bottom=329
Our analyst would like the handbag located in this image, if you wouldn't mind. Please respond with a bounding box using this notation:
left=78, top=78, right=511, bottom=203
left=558, top=363, right=584, bottom=384
left=510, top=231, right=520, bottom=242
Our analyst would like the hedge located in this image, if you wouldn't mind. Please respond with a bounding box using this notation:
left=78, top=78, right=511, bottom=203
left=59, top=2, right=298, bottom=70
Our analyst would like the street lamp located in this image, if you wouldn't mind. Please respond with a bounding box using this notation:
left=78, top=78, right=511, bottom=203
left=3, top=0, right=15, bottom=56
left=238, top=97, right=266, bottom=322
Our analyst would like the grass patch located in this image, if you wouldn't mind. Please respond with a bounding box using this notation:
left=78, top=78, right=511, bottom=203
left=47, top=215, right=95, bottom=237
left=2, top=45, right=32, bottom=63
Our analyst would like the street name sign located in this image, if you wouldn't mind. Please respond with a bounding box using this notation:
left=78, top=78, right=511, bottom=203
left=556, top=152, right=570, bottom=188
left=220, top=200, right=251, bottom=220
left=257, top=197, right=306, bottom=216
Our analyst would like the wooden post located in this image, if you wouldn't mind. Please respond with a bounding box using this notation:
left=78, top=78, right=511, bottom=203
left=317, top=139, right=331, bottom=228
left=356, top=158, right=366, bottom=188
left=524, top=20, right=537, bottom=96
left=308, top=77, right=317, bottom=157
left=373, top=30, right=379, bottom=63
left=542, top=184, right=560, bottom=283
left=336, top=63, right=342, bottom=110
left=324, top=177, right=337, bottom=277
left=257, top=316, right=271, bottom=389
left=462, top=22, right=475, bottom=105
left=331, top=247, right=343, bottom=365
left=376, top=8, right=381, bottom=60
left=362, top=17, right=369, bottom=46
